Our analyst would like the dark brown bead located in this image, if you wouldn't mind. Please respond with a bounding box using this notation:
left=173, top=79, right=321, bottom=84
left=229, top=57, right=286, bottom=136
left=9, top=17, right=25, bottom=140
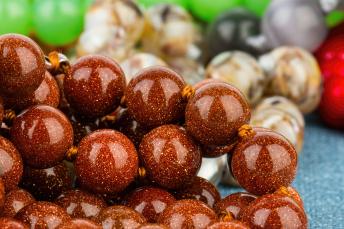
left=241, top=194, right=308, bottom=229
left=96, top=205, right=147, bottom=229
left=185, top=82, right=250, bottom=146
left=125, top=66, right=186, bottom=128
left=139, top=125, right=201, bottom=189
left=175, top=176, right=220, bottom=208
left=0, top=97, right=4, bottom=125
left=57, top=218, right=101, bottom=229
left=21, top=162, right=72, bottom=201
left=75, top=129, right=139, bottom=194
left=157, top=199, right=217, bottom=229
left=125, top=187, right=176, bottom=223
left=55, top=189, right=107, bottom=219
left=201, top=142, right=236, bottom=158
left=214, top=192, right=257, bottom=220
left=64, top=55, right=126, bottom=118
left=138, top=224, right=169, bottom=229
left=0, top=217, right=29, bottom=229
left=0, top=178, right=5, bottom=211
left=10, top=105, right=74, bottom=168
left=68, top=114, right=99, bottom=146
left=4, top=71, right=60, bottom=111
left=3, top=189, right=35, bottom=217
left=0, top=34, right=45, bottom=97
left=207, top=221, right=249, bottom=229
left=0, top=136, right=23, bottom=191
left=15, top=201, right=71, bottom=229
left=231, top=128, right=298, bottom=195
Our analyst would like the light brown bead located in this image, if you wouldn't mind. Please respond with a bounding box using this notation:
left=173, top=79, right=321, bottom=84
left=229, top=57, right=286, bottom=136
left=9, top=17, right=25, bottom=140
left=3, top=189, right=35, bottom=217
left=0, top=217, right=29, bottom=229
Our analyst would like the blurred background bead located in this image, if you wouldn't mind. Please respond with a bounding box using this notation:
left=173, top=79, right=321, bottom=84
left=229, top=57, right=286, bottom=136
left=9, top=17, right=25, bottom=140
left=326, top=11, right=344, bottom=27
left=197, top=155, right=227, bottom=185
left=138, top=0, right=188, bottom=9
left=0, top=0, right=32, bottom=36
left=121, top=53, right=167, bottom=82
left=141, top=4, right=200, bottom=59
left=32, top=0, right=85, bottom=46
left=260, top=47, right=323, bottom=114
left=206, top=51, right=267, bottom=106
left=262, top=0, right=327, bottom=52
left=243, top=0, right=270, bottom=17
left=206, top=8, right=261, bottom=61
left=189, top=0, right=242, bottom=22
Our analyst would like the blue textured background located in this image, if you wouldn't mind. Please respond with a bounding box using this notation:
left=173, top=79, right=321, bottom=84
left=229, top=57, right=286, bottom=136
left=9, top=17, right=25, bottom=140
left=218, top=114, right=344, bottom=229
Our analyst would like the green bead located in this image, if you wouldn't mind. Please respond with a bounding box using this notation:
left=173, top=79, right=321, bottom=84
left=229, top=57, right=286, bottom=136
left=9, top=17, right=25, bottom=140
left=33, top=0, right=85, bottom=46
left=326, top=11, right=344, bottom=28
left=139, top=0, right=188, bottom=9
left=189, top=0, right=242, bottom=22
left=0, top=0, right=32, bottom=36
left=243, top=0, right=270, bottom=17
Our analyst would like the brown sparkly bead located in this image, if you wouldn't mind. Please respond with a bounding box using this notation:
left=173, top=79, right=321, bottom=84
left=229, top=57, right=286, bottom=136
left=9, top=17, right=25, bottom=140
left=124, top=187, right=176, bottom=223
left=157, top=199, right=217, bottom=229
left=75, top=129, right=139, bottom=194
left=64, top=55, right=126, bottom=118
left=125, top=66, right=186, bottom=128
left=4, top=71, right=60, bottom=111
left=0, top=97, right=4, bottom=125
left=3, top=189, right=35, bottom=217
left=21, top=162, right=72, bottom=201
left=207, top=221, right=249, bottom=229
left=0, top=178, right=5, bottom=210
left=139, top=125, right=202, bottom=189
left=0, top=34, right=45, bottom=97
left=0, top=217, right=29, bottom=229
left=185, top=82, right=251, bottom=146
left=138, top=224, right=169, bottom=229
left=275, top=186, right=304, bottom=208
left=241, top=194, right=308, bottom=229
left=231, top=128, right=298, bottom=195
left=0, top=136, right=23, bottom=191
left=16, top=201, right=72, bottom=229
left=10, top=105, right=74, bottom=168
left=55, top=189, right=107, bottom=219
left=201, top=143, right=236, bottom=158
left=96, top=205, right=147, bottom=229
left=175, top=176, right=220, bottom=208
left=57, top=218, right=101, bottom=229
left=214, top=192, right=257, bottom=220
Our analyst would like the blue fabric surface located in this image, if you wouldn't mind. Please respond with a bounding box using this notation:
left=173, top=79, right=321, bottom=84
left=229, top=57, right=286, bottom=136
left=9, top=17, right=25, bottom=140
left=218, top=114, right=344, bottom=229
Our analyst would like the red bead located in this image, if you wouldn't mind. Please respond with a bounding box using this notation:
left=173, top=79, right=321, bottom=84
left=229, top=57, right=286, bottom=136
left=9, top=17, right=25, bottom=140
left=125, top=66, right=186, bottom=128
left=0, top=217, right=29, bottom=229
left=10, top=105, right=74, bottom=168
left=55, top=189, right=107, bottom=219
left=0, top=34, right=45, bottom=97
left=139, top=125, right=202, bottom=189
left=231, top=128, right=298, bottom=195
left=64, top=55, right=126, bottom=118
left=0, top=136, right=23, bottom=191
left=57, top=218, right=102, bottom=229
left=75, top=129, right=139, bottom=194
left=319, top=76, right=344, bottom=128
left=241, top=194, right=307, bottom=229
left=185, top=82, right=250, bottom=146
left=3, top=189, right=35, bottom=217
left=125, top=186, right=176, bottom=223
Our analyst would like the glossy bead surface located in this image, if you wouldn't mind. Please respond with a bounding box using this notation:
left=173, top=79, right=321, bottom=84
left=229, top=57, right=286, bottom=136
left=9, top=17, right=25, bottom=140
left=75, top=129, right=138, bottom=194
left=16, top=201, right=72, bottom=229
left=125, top=67, right=186, bottom=128
left=214, top=192, right=257, bottom=219
left=241, top=194, right=307, bottom=229
left=207, top=221, right=249, bottom=229
left=57, top=218, right=101, bottom=229
left=0, top=34, right=45, bottom=97
left=4, top=71, right=60, bottom=111
left=0, top=178, right=5, bottom=211
left=96, top=205, right=147, bottom=229
left=3, top=189, right=35, bottom=217
left=64, top=55, right=126, bottom=118
left=0, top=136, right=23, bottom=191
left=206, top=51, right=267, bottom=105
left=125, top=187, right=176, bottom=223
left=185, top=82, right=251, bottom=146
left=0, top=217, right=29, bottom=229
left=21, top=162, right=72, bottom=201
left=231, top=128, right=298, bottom=195
left=11, top=105, right=74, bottom=168
left=139, top=125, right=202, bottom=189
left=157, top=199, right=217, bottom=229
left=138, top=224, right=169, bottom=229
left=55, top=189, right=107, bottom=219
left=175, top=176, right=220, bottom=208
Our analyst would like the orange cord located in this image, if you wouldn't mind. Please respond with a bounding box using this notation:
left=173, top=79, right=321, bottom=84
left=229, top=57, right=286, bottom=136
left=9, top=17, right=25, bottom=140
left=238, top=124, right=255, bottom=139
left=65, top=146, right=78, bottom=161
left=182, top=85, right=195, bottom=100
